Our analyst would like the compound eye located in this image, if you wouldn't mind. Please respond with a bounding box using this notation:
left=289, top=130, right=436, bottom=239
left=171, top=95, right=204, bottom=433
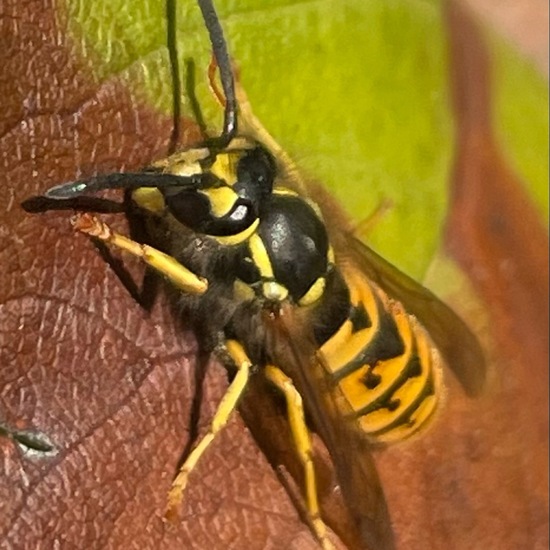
left=162, top=187, right=211, bottom=229
left=236, top=146, right=276, bottom=201
left=163, top=186, right=257, bottom=237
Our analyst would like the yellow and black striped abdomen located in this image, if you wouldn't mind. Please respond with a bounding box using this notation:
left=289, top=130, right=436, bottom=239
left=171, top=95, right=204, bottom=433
left=320, top=264, right=443, bottom=444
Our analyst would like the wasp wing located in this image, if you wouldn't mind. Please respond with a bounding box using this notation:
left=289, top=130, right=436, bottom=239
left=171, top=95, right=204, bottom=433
left=266, top=309, right=395, bottom=550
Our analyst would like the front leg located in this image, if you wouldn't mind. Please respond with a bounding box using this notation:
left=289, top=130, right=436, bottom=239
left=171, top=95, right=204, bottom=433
left=72, top=213, right=208, bottom=295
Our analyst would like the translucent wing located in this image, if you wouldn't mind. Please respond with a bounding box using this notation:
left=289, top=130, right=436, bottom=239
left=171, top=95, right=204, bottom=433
left=264, top=309, right=396, bottom=550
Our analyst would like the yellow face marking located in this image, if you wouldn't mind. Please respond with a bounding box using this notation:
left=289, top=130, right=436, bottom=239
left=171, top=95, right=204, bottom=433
left=132, top=187, right=165, bottom=213
left=210, top=152, right=240, bottom=185
left=298, top=277, right=326, bottom=306
left=170, top=162, right=202, bottom=177
left=248, top=233, right=274, bottom=278
left=213, top=218, right=260, bottom=246
left=200, top=186, right=239, bottom=218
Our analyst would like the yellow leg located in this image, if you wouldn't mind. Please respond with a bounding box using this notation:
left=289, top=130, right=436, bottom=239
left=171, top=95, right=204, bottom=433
left=71, top=213, right=208, bottom=295
left=264, top=366, right=335, bottom=550
left=165, top=339, right=252, bottom=520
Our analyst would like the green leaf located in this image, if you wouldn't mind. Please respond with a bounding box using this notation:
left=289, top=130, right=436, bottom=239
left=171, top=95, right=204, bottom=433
left=63, top=0, right=454, bottom=280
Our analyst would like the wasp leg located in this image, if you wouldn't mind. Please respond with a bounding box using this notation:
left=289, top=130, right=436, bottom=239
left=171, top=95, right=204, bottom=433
left=351, top=197, right=394, bottom=240
left=71, top=213, right=208, bottom=295
left=165, top=339, right=252, bottom=520
left=264, top=365, right=335, bottom=550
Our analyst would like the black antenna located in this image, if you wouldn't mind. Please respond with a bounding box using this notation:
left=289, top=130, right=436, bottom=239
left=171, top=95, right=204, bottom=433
left=40, top=0, right=237, bottom=202
left=197, top=0, right=237, bottom=148
left=44, top=172, right=212, bottom=200
left=166, top=0, right=182, bottom=155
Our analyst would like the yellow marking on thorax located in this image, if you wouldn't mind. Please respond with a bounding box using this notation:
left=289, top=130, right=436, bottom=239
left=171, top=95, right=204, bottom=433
left=201, top=186, right=239, bottom=218
left=248, top=233, right=293, bottom=302
left=248, top=233, right=274, bottom=278
left=305, top=197, right=324, bottom=220
left=328, top=246, right=335, bottom=265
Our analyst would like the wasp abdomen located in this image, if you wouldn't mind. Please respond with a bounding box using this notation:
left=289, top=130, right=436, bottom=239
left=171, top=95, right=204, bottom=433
left=321, top=264, right=442, bottom=444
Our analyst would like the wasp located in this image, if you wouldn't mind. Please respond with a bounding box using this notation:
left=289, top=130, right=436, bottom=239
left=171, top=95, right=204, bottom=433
left=25, top=0, right=485, bottom=548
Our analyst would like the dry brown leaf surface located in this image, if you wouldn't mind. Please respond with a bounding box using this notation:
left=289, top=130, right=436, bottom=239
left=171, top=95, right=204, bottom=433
left=1, top=1, right=548, bottom=549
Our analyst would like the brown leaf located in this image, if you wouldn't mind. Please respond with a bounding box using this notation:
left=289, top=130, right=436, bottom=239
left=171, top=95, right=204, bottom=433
left=1, top=1, right=547, bottom=549
left=0, top=1, right=318, bottom=548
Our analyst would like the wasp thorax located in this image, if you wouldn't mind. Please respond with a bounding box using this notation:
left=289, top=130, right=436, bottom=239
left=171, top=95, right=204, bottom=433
left=230, top=189, right=332, bottom=306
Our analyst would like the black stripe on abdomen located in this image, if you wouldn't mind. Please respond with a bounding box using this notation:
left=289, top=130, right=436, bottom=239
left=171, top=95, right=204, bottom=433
left=331, top=290, right=405, bottom=382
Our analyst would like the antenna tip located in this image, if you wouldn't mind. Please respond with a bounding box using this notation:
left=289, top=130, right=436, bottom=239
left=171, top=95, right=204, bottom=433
left=44, top=181, right=87, bottom=200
